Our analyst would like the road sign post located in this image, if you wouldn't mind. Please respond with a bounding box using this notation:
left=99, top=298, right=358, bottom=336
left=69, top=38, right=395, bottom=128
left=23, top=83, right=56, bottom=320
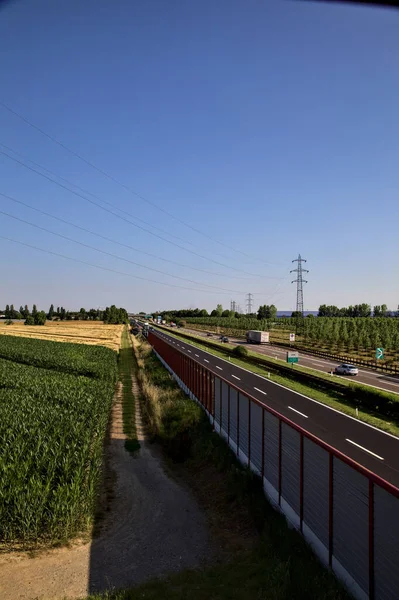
left=375, top=348, right=384, bottom=360
left=287, top=351, right=299, bottom=365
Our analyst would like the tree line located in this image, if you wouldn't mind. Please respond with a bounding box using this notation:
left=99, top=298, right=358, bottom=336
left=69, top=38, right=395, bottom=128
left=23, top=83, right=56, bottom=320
left=148, top=302, right=397, bottom=322
left=1, top=304, right=128, bottom=325
left=317, top=304, right=397, bottom=318
left=151, top=303, right=279, bottom=321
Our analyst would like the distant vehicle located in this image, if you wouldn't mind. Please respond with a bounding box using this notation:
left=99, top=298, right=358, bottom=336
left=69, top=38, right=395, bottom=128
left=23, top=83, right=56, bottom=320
left=221, top=336, right=229, bottom=343
left=206, top=332, right=213, bottom=337
left=334, top=364, right=359, bottom=376
left=246, top=330, right=269, bottom=344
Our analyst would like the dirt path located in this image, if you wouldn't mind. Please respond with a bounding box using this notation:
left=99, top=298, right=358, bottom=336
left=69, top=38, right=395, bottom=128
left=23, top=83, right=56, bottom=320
left=0, top=354, right=211, bottom=600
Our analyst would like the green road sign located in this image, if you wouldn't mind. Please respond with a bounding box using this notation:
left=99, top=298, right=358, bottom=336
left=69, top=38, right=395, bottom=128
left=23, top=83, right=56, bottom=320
left=287, top=351, right=299, bottom=364
left=376, top=348, right=384, bottom=360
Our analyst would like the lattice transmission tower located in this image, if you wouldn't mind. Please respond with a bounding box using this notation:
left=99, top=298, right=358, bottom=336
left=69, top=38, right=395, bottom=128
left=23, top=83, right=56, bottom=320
left=290, top=255, right=309, bottom=315
left=246, top=293, right=253, bottom=314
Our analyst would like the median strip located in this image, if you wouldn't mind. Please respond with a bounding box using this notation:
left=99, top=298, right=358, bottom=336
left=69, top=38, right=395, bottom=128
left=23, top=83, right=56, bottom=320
left=151, top=326, right=399, bottom=438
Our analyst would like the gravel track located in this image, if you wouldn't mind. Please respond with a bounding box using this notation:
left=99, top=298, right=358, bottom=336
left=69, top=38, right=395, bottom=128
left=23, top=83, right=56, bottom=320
left=0, top=359, right=211, bottom=599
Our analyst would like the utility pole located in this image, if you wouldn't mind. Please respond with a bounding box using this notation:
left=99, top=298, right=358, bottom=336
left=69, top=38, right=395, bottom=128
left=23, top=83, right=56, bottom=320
left=246, top=293, right=253, bottom=315
left=290, top=255, right=309, bottom=315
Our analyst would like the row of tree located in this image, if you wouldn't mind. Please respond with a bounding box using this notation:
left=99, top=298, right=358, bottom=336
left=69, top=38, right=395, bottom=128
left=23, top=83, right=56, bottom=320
left=148, top=302, right=397, bottom=322
left=1, top=304, right=129, bottom=325
left=182, top=314, right=399, bottom=351
left=152, top=304, right=278, bottom=321
left=317, top=304, right=397, bottom=318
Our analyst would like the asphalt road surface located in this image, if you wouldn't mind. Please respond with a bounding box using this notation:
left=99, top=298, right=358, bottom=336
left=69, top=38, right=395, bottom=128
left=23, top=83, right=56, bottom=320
left=153, top=329, right=399, bottom=488
left=179, top=327, right=399, bottom=395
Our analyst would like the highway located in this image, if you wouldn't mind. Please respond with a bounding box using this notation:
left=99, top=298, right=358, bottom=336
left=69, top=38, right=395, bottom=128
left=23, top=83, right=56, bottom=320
left=152, top=328, right=399, bottom=488
left=178, top=327, right=399, bottom=395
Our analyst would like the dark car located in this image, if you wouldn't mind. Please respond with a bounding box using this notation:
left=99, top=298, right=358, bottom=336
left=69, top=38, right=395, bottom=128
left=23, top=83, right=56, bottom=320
left=221, top=336, right=229, bottom=343
left=206, top=332, right=213, bottom=337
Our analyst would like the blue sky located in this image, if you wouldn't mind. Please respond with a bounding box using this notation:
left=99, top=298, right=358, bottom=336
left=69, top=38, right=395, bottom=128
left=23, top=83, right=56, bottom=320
left=0, top=0, right=398, bottom=313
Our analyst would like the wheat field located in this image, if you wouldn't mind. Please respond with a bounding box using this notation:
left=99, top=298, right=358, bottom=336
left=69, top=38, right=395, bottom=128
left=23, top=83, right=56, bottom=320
left=0, top=320, right=124, bottom=351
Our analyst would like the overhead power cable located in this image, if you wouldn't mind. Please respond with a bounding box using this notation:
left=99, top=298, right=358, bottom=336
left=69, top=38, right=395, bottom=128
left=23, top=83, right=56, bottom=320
left=0, top=99, right=279, bottom=266
left=0, top=141, right=243, bottom=264
left=0, top=149, right=268, bottom=278
left=0, top=191, right=283, bottom=281
left=0, top=235, right=246, bottom=295
left=0, top=209, right=264, bottom=295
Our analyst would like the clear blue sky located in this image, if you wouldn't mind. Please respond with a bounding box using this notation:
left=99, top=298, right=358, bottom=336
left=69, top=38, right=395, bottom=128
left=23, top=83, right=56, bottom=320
left=0, top=0, right=398, bottom=313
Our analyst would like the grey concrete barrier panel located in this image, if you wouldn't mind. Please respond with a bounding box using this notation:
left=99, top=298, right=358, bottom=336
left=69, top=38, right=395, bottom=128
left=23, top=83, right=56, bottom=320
left=281, top=423, right=301, bottom=515
left=249, top=401, right=263, bottom=475
left=229, top=388, right=238, bottom=446
left=374, top=483, right=399, bottom=599
left=333, top=457, right=369, bottom=597
left=263, top=411, right=279, bottom=491
left=221, top=381, right=229, bottom=436
left=303, top=437, right=329, bottom=550
left=238, top=393, right=249, bottom=459
left=214, top=377, right=222, bottom=431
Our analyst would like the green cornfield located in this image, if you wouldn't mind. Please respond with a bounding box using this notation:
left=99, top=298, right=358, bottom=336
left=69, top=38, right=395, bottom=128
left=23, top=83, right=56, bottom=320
left=0, top=334, right=118, bottom=548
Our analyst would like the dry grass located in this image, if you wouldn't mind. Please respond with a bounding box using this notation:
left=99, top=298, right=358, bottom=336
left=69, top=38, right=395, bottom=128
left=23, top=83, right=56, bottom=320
left=0, top=320, right=124, bottom=351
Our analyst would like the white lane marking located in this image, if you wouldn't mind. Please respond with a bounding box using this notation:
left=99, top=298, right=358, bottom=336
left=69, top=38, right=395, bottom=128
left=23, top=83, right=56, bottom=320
left=258, top=350, right=399, bottom=391
left=216, top=366, right=223, bottom=371
left=231, top=375, right=241, bottom=380
left=156, top=331, right=399, bottom=440
left=182, top=346, right=185, bottom=349
left=188, top=350, right=191, bottom=353
left=204, top=359, right=209, bottom=363
left=195, top=354, right=199, bottom=357
left=288, top=406, right=308, bottom=419
left=345, top=439, right=384, bottom=461
left=182, top=342, right=399, bottom=441
left=254, top=387, right=267, bottom=395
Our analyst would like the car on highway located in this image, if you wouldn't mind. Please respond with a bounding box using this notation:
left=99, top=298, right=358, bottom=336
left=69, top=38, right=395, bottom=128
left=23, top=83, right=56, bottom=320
left=221, top=336, right=229, bottom=343
left=334, top=364, right=359, bottom=376
left=206, top=332, right=213, bottom=337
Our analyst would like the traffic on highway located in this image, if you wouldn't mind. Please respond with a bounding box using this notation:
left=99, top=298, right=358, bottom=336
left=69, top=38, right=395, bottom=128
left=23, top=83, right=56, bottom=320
left=179, top=327, right=399, bottom=395
left=152, top=328, right=399, bottom=488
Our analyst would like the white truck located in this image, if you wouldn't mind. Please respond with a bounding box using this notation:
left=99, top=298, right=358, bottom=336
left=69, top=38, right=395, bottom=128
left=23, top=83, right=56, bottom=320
left=246, top=330, right=269, bottom=344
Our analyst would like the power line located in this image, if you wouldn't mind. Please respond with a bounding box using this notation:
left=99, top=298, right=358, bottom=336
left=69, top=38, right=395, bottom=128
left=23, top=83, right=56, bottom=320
left=290, top=254, right=309, bottom=315
left=0, top=141, right=247, bottom=264
left=1, top=191, right=279, bottom=282
left=0, top=235, right=248, bottom=295
left=0, top=149, right=268, bottom=278
left=0, top=99, right=280, bottom=266
left=0, top=209, right=261, bottom=295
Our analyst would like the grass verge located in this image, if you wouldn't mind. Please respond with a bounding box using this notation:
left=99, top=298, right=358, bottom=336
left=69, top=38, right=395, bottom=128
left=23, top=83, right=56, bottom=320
left=154, top=327, right=399, bottom=437
left=86, top=335, right=349, bottom=600
left=119, top=327, right=140, bottom=454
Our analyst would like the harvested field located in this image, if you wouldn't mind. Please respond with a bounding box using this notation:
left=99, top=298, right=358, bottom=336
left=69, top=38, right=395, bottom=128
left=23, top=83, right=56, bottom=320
left=0, top=321, right=124, bottom=351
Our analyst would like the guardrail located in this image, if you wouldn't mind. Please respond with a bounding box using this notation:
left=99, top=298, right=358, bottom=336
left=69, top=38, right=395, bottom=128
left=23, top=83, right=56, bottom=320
left=148, top=330, right=399, bottom=600
left=181, top=326, right=399, bottom=376
left=269, top=343, right=399, bottom=375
